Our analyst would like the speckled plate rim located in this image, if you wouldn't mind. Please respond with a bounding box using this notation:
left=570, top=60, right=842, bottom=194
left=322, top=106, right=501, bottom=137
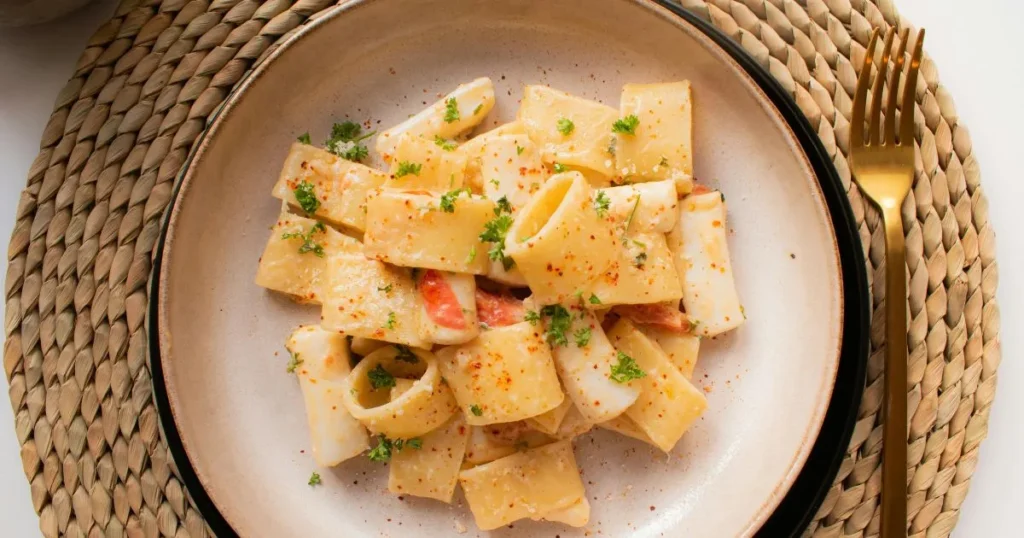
left=145, top=1, right=871, bottom=536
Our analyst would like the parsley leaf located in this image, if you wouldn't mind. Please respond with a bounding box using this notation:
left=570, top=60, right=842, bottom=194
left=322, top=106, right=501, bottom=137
left=378, top=284, right=393, bottom=293
left=368, top=364, right=396, bottom=390
left=286, top=352, right=303, bottom=373
left=292, top=180, right=320, bottom=215
left=395, top=161, right=422, bottom=178
left=297, top=132, right=311, bottom=144
left=610, top=351, right=647, bottom=383
left=407, top=438, right=423, bottom=449
left=440, top=188, right=470, bottom=213
left=588, top=293, right=602, bottom=305
left=574, top=327, right=592, bottom=347
left=325, top=121, right=375, bottom=162
left=494, top=195, right=513, bottom=215
left=659, top=156, right=669, bottom=167
left=385, top=312, right=397, bottom=330
left=280, top=222, right=327, bottom=257
left=524, top=310, right=540, bottom=325
left=516, top=145, right=525, bottom=156
left=308, top=472, right=322, bottom=486
left=540, top=305, right=572, bottom=347
left=479, top=213, right=515, bottom=270
left=444, top=97, right=460, bottom=123
left=556, top=118, right=575, bottom=135
left=607, top=137, right=617, bottom=156
left=394, top=345, right=418, bottom=363
left=466, top=245, right=477, bottom=263
left=612, top=114, right=640, bottom=135
left=470, top=404, right=483, bottom=416
left=593, top=190, right=610, bottom=217
left=368, top=434, right=393, bottom=462
left=489, top=178, right=500, bottom=188
left=552, top=163, right=567, bottom=173
left=434, top=135, right=457, bottom=151
left=633, top=251, right=648, bottom=268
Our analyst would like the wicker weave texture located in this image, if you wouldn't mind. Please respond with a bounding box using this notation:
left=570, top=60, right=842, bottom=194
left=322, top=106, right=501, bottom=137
left=2, top=0, right=999, bottom=536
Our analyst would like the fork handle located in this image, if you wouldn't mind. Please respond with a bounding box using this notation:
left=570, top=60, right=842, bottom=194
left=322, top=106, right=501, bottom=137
left=881, top=203, right=908, bottom=538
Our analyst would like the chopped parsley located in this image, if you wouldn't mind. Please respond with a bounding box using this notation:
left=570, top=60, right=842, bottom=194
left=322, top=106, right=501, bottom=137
left=494, top=195, right=513, bottom=215
left=489, top=178, right=500, bottom=188
left=612, top=114, right=640, bottom=135
left=308, top=472, right=322, bottom=486
left=607, top=137, right=617, bottom=156
left=659, top=156, right=669, bottom=167
left=588, top=294, right=602, bottom=305
left=472, top=103, right=483, bottom=115
left=394, top=345, right=418, bottom=363
left=470, top=404, right=483, bottom=416
left=593, top=190, right=610, bottom=217
left=368, top=364, right=396, bottom=390
left=444, top=97, right=460, bottom=123
left=610, top=351, right=647, bottom=383
left=524, top=310, right=540, bottom=325
left=325, top=120, right=375, bottom=162
left=368, top=435, right=392, bottom=461
left=552, top=163, right=567, bottom=173
left=280, top=222, right=327, bottom=257
left=440, top=188, right=470, bottom=213
left=574, top=327, right=592, bottom=347
left=385, top=312, right=397, bottom=329
left=286, top=352, right=303, bottom=373
left=720, top=192, right=726, bottom=202
left=633, top=251, right=648, bottom=268
left=516, top=145, right=525, bottom=156
left=293, top=180, right=320, bottom=214
left=377, top=284, right=393, bottom=294
left=368, top=435, right=422, bottom=462
left=297, top=132, right=311, bottom=144
left=556, top=118, right=575, bottom=135
left=479, top=200, right=515, bottom=270
left=466, top=245, right=477, bottom=263
left=434, top=135, right=458, bottom=151
left=395, top=161, right=422, bottom=178
left=540, top=305, right=572, bottom=347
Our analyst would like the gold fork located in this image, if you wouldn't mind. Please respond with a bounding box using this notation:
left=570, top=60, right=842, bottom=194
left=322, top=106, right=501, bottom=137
left=850, top=27, right=924, bottom=538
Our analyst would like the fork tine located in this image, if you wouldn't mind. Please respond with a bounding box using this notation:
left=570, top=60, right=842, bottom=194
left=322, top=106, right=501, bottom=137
left=883, top=28, right=910, bottom=145
left=851, top=29, right=879, bottom=149
left=868, top=28, right=895, bottom=145
left=900, top=29, right=925, bottom=145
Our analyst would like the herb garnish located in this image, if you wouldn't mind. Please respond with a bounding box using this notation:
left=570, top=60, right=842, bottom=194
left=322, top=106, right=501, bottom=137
left=368, top=364, right=396, bottom=390
left=610, top=351, right=647, bottom=383
left=434, top=135, right=458, bottom=151
left=325, top=121, right=375, bottom=161
left=286, top=352, right=303, bottom=373
left=612, top=114, right=640, bottom=135
left=556, top=118, right=575, bottom=135
left=395, top=161, right=422, bottom=178
left=593, top=190, right=610, bottom=217
left=539, top=305, right=572, bottom=347
left=281, top=222, right=327, bottom=257
left=444, top=97, right=460, bottom=123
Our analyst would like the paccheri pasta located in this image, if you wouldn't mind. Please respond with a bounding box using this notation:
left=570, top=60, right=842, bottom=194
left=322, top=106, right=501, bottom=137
left=253, top=77, right=744, bottom=531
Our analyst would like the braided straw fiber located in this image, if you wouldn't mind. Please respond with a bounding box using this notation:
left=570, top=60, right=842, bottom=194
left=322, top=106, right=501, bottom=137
left=2, top=0, right=999, bottom=536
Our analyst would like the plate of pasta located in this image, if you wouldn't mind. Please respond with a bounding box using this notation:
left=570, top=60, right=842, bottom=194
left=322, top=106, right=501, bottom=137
left=151, top=0, right=869, bottom=537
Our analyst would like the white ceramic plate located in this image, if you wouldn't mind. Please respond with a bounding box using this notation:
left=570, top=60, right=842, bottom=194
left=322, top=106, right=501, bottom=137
left=152, top=1, right=870, bottom=536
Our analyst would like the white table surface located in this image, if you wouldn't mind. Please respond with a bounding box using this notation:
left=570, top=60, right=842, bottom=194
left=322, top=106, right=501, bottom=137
left=1, top=0, right=1020, bottom=536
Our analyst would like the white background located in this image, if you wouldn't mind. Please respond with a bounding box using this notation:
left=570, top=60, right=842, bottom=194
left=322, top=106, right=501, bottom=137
left=0, top=0, right=1019, bottom=535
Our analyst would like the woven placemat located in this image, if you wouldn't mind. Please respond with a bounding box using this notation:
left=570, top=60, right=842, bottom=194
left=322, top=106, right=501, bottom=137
left=3, top=0, right=999, bottom=536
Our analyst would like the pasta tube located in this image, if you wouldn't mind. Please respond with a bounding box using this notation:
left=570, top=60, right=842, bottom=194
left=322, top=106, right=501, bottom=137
left=287, top=326, right=369, bottom=466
